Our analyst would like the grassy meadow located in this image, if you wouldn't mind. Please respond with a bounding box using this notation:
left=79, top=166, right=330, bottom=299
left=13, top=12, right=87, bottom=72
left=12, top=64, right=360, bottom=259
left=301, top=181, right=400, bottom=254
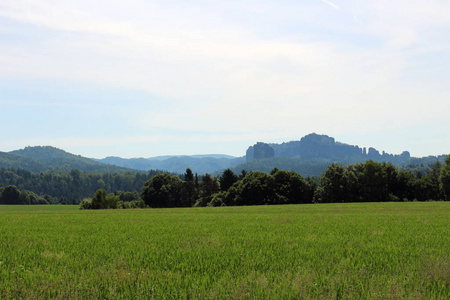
left=0, top=202, right=449, bottom=299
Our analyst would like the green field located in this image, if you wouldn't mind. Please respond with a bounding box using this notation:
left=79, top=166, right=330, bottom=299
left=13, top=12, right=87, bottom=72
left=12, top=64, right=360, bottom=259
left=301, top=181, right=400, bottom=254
left=0, top=203, right=449, bottom=299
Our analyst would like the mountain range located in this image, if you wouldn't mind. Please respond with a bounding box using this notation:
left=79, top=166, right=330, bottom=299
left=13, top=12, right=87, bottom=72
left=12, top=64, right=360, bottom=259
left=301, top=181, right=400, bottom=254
left=0, top=146, right=244, bottom=174
left=94, top=155, right=244, bottom=174
left=0, top=133, right=447, bottom=176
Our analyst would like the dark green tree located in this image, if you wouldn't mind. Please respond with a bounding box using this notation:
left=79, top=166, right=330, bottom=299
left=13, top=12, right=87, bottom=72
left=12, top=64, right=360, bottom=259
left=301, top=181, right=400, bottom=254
left=270, top=168, right=279, bottom=175
left=239, top=170, right=247, bottom=179
left=0, top=185, right=21, bottom=204
left=91, top=189, right=107, bottom=209
left=305, top=177, right=319, bottom=203
left=184, top=168, right=194, bottom=182
left=219, top=169, right=238, bottom=192
left=425, top=161, right=443, bottom=200
left=182, top=168, right=197, bottom=207
left=272, top=170, right=309, bottom=204
left=141, top=173, right=183, bottom=208
left=43, top=194, right=55, bottom=204
left=234, top=171, right=276, bottom=205
left=195, top=174, right=220, bottom=207
left=319, top=163, right=347, bottom=203
left=343, top=162, right=364, bottom=202
left=396, top=170, right=416, bottom=201
left=360, top=160, right=388, bottom=202
left=19, top=190, right=43, bottom=205
left=105, top=193, right=119, bottom=209
left=116, top=191, right=140, bottom=202
left=440, top=155, right=450, bottom=201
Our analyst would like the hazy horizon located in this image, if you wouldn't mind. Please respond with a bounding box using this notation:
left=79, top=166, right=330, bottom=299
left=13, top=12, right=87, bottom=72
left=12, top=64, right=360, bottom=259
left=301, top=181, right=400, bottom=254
left=1, top=1, right=449, bottom=158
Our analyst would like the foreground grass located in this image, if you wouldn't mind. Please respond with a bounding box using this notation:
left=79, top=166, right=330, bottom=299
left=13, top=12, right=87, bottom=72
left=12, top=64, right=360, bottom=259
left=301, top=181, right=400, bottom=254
left=0, top=202, right=448, bottom=299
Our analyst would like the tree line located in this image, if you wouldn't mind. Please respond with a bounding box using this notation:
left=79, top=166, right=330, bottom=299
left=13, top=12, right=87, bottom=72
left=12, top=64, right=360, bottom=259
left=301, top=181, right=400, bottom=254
left=0, top=185, right=53, bottom=205
left=78, top=156, right=450, bottom=209
left=1, top=156, right=450, bottom=207
left=0, top=168, right=164, bottom=204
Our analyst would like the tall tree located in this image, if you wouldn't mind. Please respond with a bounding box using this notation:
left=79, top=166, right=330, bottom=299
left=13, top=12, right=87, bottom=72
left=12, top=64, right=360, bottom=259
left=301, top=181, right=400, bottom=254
left=142, top=173, right=183, bottom=208
left=91, top=189, right=107, bottom=209
left=424, top=161, right=443, bottom=200
left=440, top=155, right=450, bottom=201
left=272, top=170, right=309, bottom=204
left=234, top=171, right=276, bottom=205
left=360, top=160, right=388, bottom=202
left=0, top=185, right=21, bottom=204
left=182, top=168, right=197, bottom=207
left=219, top=169, right=238, bottom=192
left=195, top=174, right=220, bottom=206
left=184, top=168, right=194, bottom=182
left=319, top=163, right=347, bottom=203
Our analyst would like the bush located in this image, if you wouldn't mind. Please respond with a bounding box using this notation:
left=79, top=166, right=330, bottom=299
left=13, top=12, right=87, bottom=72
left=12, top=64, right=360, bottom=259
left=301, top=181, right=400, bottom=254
left=79, top=198, right=93, bottom=210
left=120, top=199, right=146, bottom=209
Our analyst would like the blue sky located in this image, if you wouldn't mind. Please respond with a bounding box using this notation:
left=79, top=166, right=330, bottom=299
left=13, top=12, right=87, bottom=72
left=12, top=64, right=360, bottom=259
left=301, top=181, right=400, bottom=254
left=1, top=0, right=449, bottom=158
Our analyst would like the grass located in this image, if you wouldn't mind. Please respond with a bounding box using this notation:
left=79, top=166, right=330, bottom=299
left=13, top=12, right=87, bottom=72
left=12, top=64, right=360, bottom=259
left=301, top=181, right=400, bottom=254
left=0, top=202, right=449, bottom=299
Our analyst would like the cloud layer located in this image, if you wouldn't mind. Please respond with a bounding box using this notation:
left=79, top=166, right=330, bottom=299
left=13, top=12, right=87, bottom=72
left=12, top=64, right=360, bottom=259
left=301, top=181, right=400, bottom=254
left=1, top=0, right=449, bottom=157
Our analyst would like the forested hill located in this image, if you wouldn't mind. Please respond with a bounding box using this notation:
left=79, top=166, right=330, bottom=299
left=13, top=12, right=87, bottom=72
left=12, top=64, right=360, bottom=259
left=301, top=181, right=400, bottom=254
left=0, top=151, right=49, bottom=172
left=237, top=133, right=447, bottom=177
left=2, top=146, right=132, bottom=173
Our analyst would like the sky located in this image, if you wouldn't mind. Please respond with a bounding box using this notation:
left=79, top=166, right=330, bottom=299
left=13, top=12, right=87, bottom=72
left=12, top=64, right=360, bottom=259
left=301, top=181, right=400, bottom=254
left=1, top=0, right=449, bottom=159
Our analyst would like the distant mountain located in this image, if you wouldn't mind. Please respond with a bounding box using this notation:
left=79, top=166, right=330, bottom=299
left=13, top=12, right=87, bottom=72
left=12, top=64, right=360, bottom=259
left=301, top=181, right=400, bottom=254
left=246, top=133, right=411, bottom=163
left=2, top=146, right=132, bottom=173
left=1, top=134, right=447, bottom=176
left=95, top=155, right=245, bottom=174
left=240, top=133, right=447, bottom=177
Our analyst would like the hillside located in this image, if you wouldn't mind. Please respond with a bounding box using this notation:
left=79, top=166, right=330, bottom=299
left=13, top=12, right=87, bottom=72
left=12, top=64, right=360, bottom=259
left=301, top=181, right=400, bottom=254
left=2, top=146, right=133, bottom=173
left=0, top=151, right=49, bottom=172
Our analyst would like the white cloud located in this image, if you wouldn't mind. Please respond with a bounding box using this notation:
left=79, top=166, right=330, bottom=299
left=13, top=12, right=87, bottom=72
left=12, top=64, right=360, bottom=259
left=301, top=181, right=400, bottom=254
left=322, top=0, right=340, bottom=10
